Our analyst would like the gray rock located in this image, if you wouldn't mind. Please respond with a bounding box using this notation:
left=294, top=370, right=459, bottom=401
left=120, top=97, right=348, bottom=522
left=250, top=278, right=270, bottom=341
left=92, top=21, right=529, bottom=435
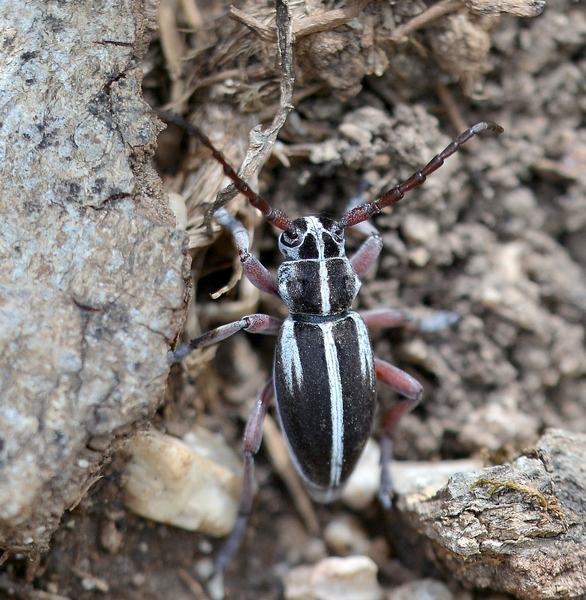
left=402, top=429, right=586, bottom=600
left=0, top=0, right=189, bottom=553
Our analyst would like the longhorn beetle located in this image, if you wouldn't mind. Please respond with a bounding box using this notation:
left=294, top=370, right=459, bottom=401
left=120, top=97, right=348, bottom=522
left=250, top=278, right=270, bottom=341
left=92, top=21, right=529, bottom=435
left=162, top=111, right=503, bottom=574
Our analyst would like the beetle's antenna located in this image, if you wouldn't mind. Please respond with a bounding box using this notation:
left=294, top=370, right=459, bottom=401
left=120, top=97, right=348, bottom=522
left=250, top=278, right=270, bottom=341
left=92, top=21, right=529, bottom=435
left=157, top=110, right=295, bottom=232
left=338, top=122, right=504, bottom=229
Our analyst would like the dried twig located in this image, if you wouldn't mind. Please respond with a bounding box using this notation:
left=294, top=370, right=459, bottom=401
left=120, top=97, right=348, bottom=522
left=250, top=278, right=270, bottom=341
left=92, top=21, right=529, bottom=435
left=177, top=567, right=212, bottom=600
left=180, top=0, right=204, bottom=31
left=158, top=0, right=187, bottom=107
left=293, top=0, right=370, bottom=38
left=263, top=414, right=320, bottom=535
left=229, top=6, right=277, bottom=43
left=436, top=79, right=469, bottom=135
left=390, top=0, right=466, bottom=43
left=230, top=0, right=370, bottom=42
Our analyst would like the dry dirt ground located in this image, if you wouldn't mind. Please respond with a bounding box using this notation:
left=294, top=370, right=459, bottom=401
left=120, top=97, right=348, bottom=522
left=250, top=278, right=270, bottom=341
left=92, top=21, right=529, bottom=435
left=2, top=0, right=586, bottom=598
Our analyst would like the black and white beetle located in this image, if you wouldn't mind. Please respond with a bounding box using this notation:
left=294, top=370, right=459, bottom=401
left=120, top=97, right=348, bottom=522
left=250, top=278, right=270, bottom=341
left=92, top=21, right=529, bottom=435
left=163, top=112, right=503, bottom=573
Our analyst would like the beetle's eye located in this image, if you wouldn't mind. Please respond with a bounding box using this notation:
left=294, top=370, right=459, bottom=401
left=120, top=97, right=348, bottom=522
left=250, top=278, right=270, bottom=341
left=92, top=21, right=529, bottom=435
left=281, top=230, right=302, bottom=247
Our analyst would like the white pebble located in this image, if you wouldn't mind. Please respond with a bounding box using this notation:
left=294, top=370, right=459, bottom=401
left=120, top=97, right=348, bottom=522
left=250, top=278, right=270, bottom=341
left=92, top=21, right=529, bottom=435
left=388, top=578, right=459, bottom=600
left=342, top=438, right=484, bottom=509
left=323, top=515, right=370, bottom=556
left=284, top=556, right=383, bottom=600
left=122, top=427, right=242, bottom=535
left=342, top=438, right=381, bottom=510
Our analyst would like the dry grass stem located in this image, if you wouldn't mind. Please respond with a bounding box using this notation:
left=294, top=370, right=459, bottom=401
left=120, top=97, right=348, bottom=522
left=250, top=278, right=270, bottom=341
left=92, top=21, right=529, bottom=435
left=230, top=0, right=370, bottom=42
left=158, top=0, right=187, bottom=107
left=262, top=414, right=320, bottom=536
left=390, top=0, right=466, bottom=43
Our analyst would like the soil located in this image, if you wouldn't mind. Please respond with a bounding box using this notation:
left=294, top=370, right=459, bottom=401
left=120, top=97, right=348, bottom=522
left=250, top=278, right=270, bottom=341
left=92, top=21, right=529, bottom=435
left=2, top=0, right=586, bottom=599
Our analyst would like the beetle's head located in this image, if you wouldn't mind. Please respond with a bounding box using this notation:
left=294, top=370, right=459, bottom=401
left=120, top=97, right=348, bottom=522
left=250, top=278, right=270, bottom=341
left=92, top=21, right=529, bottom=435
left=278, top=216, right=345, bottom=261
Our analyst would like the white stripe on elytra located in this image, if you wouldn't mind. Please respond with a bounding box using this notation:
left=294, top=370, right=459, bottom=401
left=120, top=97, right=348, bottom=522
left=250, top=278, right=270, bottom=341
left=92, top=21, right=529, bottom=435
left=280, top=319, right=303, bottom=392
left=320, top=321, right=344, bottom=487
left=349, top=312, right=373, bottom=380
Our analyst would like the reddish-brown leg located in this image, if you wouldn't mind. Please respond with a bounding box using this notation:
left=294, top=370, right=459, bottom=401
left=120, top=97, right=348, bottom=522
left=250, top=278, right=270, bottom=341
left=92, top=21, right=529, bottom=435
left=374, top=358, right=423, bottom=509
left=211, top=379, right=274, bottom=576
left=214, top=208, right=280, bottom=298
left=169, top=314, right=282, bottom=363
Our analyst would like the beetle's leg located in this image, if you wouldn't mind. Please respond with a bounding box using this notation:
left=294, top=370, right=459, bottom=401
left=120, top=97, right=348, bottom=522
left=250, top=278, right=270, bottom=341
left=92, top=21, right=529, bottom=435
left=348, top=193, right=460, bottom=328
left=361, top=307, right=460, bottom=333
left=345, top=191, right=384, bottom=279
left=349, top=229, right=383, bottom=280
left=211, top=379, right=274, bottom=577
left=374, top=358, right=423, bottom=509
left=418, top=311, right=461, bottom=332
left=360, top=308, right=413, bottom=329
left=168, top=314, right=282, bottom=363
left=215, top=207, right=280, bottom=298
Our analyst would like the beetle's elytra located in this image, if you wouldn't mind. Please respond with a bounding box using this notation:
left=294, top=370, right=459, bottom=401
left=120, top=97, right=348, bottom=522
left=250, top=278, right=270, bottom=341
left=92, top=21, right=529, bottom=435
left=161, top=109, right=503, bottom=574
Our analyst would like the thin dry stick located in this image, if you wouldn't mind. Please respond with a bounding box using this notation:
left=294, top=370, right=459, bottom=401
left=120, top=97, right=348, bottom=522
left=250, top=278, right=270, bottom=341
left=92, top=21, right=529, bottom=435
left=230, top=6, right=278, bottom=43
left=293, top=0, right=370, bottom=38
left=180, top=0, right=204, bottom=31
left=436, top=79, right=470, bottom=136
left=390, top=0, right=465, bottom=42
left=177, top=567, right=212, bottom=600
left=206, top=0, right=295, bottom=228
left=230, top=0, right=370, bottom=42
left=263, top=414, right=320, bottom=535
left=158, top=0, right=187, bottom=107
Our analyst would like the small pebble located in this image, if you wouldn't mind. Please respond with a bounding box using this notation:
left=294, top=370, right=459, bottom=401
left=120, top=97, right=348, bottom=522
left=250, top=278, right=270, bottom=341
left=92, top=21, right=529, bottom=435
left=167, top=192, right=188, bottom=230
left=342, top=438, right=381, bottom=510
left=388, top=578, right=457, bottom=600
left=323, top=514, right=370, bottom=556
left=99, top=520, right=123, bottom=554
left=284, top=556, right=383, bottom=600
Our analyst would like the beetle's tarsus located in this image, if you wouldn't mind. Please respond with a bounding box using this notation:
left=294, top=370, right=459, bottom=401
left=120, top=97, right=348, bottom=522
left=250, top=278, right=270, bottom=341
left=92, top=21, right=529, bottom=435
left=208, top=515, right=249, bottom=579
left=378, top=491, right=393, bottom=511
left=167, top=344, right=192, bottom=364
left=419, top=310, right=462, bottom=333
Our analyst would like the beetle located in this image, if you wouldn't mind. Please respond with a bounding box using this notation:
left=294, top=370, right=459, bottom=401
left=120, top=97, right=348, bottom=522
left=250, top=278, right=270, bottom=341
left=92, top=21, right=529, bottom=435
left=162, top=111, right=503, bottom=573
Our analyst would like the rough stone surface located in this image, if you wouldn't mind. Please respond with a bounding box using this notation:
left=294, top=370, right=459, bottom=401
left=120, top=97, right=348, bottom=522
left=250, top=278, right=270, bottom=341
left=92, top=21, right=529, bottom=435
left=402, top=429, right=586, bottom=600
left=0, top=0, right=189, bottom=554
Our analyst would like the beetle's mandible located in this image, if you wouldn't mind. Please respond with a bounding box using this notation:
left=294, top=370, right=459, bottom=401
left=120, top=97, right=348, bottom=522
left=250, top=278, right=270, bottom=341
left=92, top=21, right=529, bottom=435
left=161, top=111, right=503, bottom=574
